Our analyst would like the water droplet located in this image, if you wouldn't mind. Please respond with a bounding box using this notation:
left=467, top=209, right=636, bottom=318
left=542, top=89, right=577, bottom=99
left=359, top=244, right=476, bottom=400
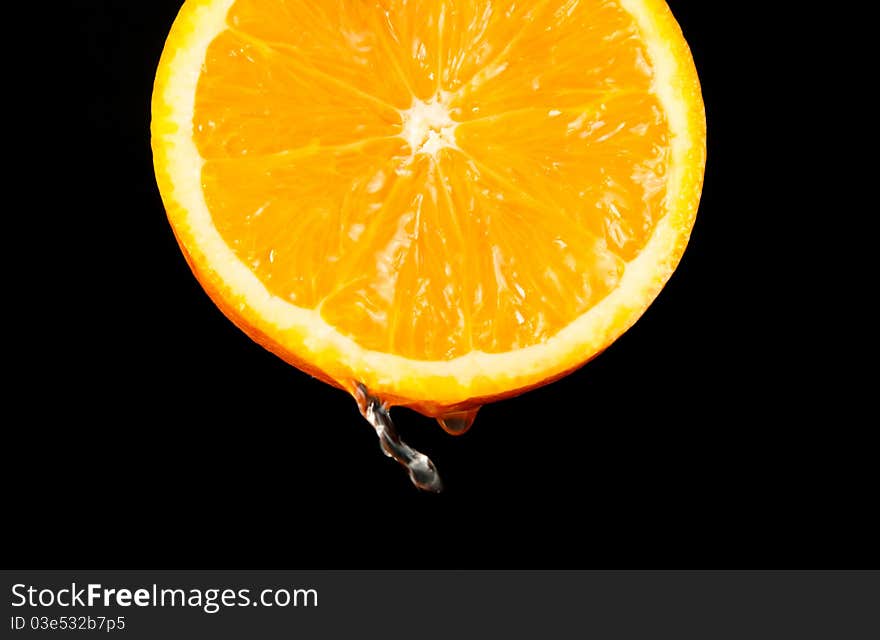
left=354, top=384, right=443, bottom=492
left=437, top=408, right=479, bottom=435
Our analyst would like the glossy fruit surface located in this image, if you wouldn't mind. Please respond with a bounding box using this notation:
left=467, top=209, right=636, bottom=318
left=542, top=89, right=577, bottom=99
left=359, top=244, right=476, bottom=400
left=152, top=0, right=706, bottom=414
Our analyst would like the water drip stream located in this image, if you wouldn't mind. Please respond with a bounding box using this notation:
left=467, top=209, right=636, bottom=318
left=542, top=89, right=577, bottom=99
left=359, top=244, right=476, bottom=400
left=354, top=383, right=443, bottom=492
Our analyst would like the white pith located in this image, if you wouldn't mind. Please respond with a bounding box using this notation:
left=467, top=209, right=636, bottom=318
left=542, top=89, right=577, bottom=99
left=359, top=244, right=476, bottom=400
left=401, top=95, right=458, bottom=156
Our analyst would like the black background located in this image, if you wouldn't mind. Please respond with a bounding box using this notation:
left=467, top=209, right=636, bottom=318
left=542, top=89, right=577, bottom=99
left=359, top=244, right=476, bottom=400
left=6, top=2, right=872, bottom=569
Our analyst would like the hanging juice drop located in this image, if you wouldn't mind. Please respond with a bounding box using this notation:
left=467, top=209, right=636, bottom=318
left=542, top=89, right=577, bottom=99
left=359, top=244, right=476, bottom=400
left=437, top=409, right=479, bottom=436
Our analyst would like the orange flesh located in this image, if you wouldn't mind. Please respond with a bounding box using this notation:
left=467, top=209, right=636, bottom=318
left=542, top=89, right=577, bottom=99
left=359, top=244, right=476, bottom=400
left=194, top=0, right=669, bottom=361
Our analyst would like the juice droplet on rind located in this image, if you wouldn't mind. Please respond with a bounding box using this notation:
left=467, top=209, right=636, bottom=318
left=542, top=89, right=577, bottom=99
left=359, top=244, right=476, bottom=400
left=437, top=408, right=479, bottom=435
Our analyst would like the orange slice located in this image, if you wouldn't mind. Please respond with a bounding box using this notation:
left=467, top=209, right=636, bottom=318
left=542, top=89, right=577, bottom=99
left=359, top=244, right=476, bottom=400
left=152, top=0, right=706, bottom=418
